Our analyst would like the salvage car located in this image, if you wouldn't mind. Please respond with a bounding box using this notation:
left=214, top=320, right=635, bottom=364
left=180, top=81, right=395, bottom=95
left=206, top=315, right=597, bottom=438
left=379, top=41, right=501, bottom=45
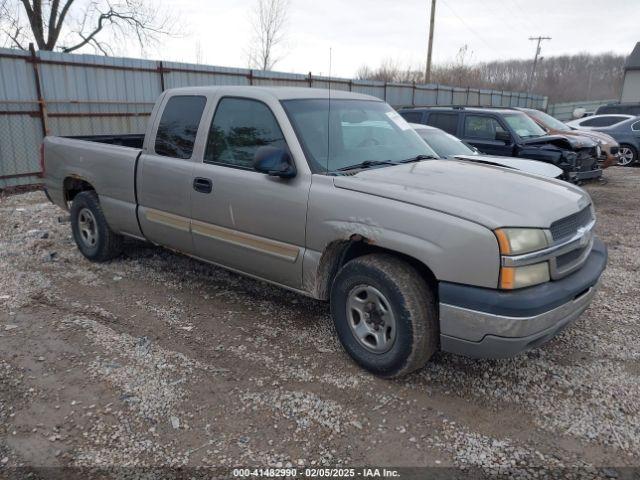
left=410, top=123, right=563, bottom=178
left=565, top=114, right=635, bottom=130
left=517, top=107, right=619, bottom=168
left=42, top=87, right=607, bottom=377
left=572, top=116, right=640, bottom=166
left=399, top=106, right=602, bottom=182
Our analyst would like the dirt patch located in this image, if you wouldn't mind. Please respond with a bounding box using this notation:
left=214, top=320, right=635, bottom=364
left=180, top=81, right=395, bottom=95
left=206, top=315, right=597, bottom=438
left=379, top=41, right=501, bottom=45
left=0, top=168, right=639, bottom=477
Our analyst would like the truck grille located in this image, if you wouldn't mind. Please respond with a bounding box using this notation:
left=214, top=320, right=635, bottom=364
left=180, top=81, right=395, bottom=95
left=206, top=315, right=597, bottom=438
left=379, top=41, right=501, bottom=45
left=556, top=246, right=587, bottom=269
left=548, top=206, right=595, bottom=279
left=550, top=206, right=593, bottom=242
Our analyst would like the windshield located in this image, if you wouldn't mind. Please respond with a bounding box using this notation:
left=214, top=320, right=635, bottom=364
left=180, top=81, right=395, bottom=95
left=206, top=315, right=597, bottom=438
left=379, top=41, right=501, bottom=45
left=415, top=128, right=475, bottom=158
left=503, top=112, right=547, bottom=138
left=282, top=99, right=436, bottom=172
left=526, top=109, right=570, bottom=132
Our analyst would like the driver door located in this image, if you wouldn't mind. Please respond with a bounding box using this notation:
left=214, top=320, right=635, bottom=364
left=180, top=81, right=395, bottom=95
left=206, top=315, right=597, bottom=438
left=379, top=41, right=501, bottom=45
left=190, top=96, right=310, bottom=289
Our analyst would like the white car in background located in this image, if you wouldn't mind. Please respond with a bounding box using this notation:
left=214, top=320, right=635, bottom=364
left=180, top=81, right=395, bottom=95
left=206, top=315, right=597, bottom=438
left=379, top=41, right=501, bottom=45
left=565, top=114, right=635, bottom=130
left=410, top=124, right=563, bottom=179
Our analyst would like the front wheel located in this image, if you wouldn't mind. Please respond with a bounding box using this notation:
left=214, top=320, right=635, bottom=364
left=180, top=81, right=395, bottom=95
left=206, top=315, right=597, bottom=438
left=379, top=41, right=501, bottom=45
left=330, top=254, right=438, bottom=378
left=70, top=191, right=123, bottom=262
left=618, top=144, right=637, bottom=166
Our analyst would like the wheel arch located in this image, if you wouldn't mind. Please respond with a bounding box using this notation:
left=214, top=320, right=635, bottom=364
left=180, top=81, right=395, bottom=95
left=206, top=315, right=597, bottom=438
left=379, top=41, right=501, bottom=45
left=311, top=235, right=438, bottom=301
left=63, top=175, right=96, bottom=205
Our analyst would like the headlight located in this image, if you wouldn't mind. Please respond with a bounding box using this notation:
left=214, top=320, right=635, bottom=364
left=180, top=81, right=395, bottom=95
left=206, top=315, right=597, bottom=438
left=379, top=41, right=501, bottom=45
left=596, top=145, right=602, bottom=157
left=495, top=228, right=548, bottom=255
left=495, top=228, right=550, bottom=289
left=499, top=263, right=550, bottom=289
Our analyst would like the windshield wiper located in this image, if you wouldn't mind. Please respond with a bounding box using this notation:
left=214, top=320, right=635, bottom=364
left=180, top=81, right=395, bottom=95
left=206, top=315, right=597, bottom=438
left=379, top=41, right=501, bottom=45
left=397, top=154, right=438, bottom=163
left=336, top=160, right=397, bottom=171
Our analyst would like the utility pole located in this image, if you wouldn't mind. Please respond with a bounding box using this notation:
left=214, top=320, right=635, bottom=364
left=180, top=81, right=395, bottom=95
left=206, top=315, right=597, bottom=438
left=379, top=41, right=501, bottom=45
left=527, top=36, right=551, bottom=94
left=425, top=0, right=436, bottom=83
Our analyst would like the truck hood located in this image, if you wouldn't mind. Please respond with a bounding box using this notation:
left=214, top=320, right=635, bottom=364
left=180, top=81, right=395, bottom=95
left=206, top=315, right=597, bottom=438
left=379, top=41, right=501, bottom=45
left=520, top=134, right=597, bottom=149
left=453, top=154, right=563, bottom=178
left=333, top=160, right=590, bottom=229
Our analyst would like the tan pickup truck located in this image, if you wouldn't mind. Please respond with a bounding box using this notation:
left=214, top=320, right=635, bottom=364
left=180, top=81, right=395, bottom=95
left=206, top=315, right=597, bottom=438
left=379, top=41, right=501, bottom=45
left=42, top=86, right=607, bottom=377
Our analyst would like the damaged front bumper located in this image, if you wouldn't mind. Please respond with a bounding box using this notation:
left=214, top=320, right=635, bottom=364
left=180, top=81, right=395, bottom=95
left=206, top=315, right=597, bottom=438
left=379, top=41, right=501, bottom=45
left=437, top=238, right=607, bottom=358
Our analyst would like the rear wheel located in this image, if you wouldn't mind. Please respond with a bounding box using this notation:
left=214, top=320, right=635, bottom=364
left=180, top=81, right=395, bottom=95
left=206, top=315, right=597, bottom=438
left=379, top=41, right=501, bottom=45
left=618, top=144, right=637, bottom=166
left=330, top=254, right=438, bottom=378
left=70, top=191, right=123, bottom=262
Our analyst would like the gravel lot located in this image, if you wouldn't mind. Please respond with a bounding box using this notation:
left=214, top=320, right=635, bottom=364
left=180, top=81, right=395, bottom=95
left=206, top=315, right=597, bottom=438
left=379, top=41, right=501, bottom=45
left=0, top=167, right=638, bottom=478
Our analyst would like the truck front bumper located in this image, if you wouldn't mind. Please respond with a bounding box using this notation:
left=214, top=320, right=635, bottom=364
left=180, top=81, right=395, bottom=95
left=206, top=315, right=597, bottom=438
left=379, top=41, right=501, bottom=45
left=438, top=238, right=607, bottom=358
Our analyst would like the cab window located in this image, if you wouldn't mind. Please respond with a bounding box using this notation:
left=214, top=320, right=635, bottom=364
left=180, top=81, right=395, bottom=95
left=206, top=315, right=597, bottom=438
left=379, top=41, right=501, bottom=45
left=204, top=97, right=287, bottom=169
left=154, top=95, right=207, bottom=159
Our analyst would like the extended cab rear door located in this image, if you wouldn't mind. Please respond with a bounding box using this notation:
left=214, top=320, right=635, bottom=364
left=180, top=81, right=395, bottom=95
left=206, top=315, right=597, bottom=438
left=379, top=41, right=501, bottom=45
left=137, top=93, right=208, bottom=252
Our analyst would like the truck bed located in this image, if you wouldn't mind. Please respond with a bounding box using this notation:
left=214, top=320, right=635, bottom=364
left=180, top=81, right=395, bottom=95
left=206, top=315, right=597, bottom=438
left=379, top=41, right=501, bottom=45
left=66, top=134, right=145, bottom=149
left=43, top=135, right=144, bottom=239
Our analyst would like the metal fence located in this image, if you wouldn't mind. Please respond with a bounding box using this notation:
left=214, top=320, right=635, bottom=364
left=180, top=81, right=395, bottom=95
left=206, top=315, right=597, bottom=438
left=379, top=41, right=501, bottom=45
left=547, top=99, right=617, bottom=121
left=0, top=46, right=547, bottom=188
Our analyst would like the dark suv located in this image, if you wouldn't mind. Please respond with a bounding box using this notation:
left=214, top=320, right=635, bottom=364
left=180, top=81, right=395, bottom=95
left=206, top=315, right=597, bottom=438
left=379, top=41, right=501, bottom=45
left=399, top=106, right=602, bottom=182
left=595, top=102, right=640, bottom=116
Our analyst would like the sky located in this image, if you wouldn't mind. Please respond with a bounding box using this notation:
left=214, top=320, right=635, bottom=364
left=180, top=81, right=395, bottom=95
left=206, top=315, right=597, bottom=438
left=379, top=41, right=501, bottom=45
left=152, top=0, right=639, bottom=78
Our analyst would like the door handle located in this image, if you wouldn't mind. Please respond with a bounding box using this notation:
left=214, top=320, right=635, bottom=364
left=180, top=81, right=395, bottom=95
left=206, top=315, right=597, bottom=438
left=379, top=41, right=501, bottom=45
left=193, top=177, right=213, bottom=194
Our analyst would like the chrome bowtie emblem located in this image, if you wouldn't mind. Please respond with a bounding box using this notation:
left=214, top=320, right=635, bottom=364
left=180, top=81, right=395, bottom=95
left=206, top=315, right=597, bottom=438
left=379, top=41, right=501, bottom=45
left=577, top=226, right=591, bottom=247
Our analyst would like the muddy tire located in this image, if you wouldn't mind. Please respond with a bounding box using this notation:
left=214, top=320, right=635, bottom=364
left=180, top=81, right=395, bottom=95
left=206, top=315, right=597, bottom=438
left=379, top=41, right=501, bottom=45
left=70, top=191, right=123, bottom=262
left=330, top=254, right=438, bottom=378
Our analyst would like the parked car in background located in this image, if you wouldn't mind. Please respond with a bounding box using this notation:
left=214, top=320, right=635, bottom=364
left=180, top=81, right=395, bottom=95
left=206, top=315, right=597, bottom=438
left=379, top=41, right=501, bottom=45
left=518, top=107, right=619, bottom=168
left=42, top=86, right=607, bottom=377
left=566, top=114, right=635, bottom=130
left=574, top=116, right=640, bottom=166
left=399, top=106, right=602, bottom=183
left=595, top=102, right=640, bottom=116
left=410, top=124, right=563, bottom=179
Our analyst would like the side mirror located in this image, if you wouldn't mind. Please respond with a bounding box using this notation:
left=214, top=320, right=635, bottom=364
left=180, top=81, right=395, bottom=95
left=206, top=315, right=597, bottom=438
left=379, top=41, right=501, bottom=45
left=253, top=146, right=297, bottom=179
left=495, top=131, right=512, bottom=143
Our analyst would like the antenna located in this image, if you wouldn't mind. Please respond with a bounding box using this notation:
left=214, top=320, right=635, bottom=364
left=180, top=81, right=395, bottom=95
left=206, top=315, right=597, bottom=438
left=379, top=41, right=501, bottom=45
left=327, top=47, right=332, bottom=172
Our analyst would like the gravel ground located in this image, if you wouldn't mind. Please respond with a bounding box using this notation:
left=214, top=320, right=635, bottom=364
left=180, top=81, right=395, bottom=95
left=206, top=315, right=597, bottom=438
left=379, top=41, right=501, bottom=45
left=0, top=167, right=639, bottom=479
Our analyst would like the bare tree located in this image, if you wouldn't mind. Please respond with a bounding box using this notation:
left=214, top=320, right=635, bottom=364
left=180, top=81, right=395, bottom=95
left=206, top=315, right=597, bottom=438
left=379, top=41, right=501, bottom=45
left=247, top=0, right=289, bottom=71
left=356, top=52, right=626, bottom=103
left=0, top=0, right=176, bottom=55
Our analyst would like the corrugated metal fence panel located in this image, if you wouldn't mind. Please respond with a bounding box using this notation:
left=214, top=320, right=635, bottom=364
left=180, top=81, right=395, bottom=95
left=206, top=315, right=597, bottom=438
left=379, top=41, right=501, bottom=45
left=351, top=80, right=385, bottom=99
left=38, top=51, right=158, bottom=117
left=385, top=83, right=413, bottom=107
left=413, top=86, right=436, bottom=106
left=0, top=48, right=42, bottom=188
left=547, top=99, right=616, bottom=121
left=0, top=47, right=548, bottom=188
left=163, top=63, right=251, bottom=88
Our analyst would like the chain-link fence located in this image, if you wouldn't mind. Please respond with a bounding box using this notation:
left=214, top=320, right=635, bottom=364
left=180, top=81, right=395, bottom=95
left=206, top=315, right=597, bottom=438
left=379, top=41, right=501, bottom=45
left=0, top=47, right=548, bottom=189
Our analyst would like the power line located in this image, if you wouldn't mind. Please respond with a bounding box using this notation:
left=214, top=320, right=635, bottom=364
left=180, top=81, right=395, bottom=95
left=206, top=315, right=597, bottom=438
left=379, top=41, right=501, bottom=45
left=440, top=0, right=497, bottom=53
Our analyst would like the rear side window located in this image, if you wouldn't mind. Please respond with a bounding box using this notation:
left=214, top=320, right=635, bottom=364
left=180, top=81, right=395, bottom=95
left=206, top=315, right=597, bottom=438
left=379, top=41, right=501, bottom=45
left=204, top=97, right=287, bottom=168
left=399, top=111, right=423, bottom=123
left=580, top=116, right=627, bottom=127
left=632, top=121, right=640, bottom=132
left=426, top=112, right=458, bottom=135
left=463, top=115, right=506, bottom=139
left=155, top=95, right=207, bottom=159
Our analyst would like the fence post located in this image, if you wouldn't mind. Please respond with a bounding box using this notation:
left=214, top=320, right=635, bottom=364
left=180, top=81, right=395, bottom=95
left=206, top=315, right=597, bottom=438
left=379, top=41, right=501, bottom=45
left=158, top=60, right=166, bottom=92
left=411, top=81, right=416, bottom=106
left=28, top=43, right=49, bottom=137
left=248, top=69, right=254, bottom=86
left=308, top=71, right=312, bottom=87
left=383, top=81, right=387, bottom=101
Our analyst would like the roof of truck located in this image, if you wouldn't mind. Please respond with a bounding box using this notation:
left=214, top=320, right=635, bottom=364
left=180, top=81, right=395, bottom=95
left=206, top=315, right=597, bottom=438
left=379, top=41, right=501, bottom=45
left=164, top=86, right=380, bottom=101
